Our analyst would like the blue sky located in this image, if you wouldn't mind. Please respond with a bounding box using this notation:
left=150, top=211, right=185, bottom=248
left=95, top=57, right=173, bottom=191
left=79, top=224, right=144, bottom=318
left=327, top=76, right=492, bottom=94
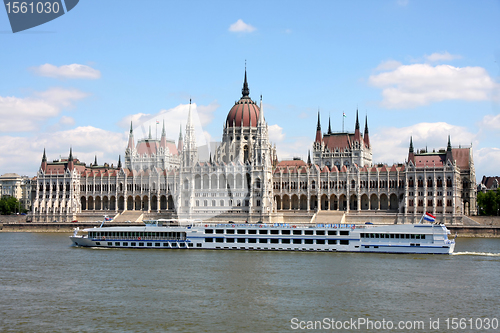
left=1, top=0, right=499, bottom=181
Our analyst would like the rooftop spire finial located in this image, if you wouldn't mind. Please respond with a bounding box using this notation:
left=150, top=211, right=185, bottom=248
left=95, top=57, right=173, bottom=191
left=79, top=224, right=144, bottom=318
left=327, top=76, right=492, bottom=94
left=242, top=63, right=250, bottom=98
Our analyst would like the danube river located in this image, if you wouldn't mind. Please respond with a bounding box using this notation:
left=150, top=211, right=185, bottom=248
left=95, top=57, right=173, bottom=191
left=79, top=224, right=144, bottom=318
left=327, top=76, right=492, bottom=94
left=0, top=233, right=499, bottom=333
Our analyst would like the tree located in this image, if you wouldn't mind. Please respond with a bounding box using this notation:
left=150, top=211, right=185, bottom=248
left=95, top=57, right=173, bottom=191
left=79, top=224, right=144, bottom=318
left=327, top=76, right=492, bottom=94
left=477, top=189, right=500, bottom=216
left=0, top=196, right=22, bottom=215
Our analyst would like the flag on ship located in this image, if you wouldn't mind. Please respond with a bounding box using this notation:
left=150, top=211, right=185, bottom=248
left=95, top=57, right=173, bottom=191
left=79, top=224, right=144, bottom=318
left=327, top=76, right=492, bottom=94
left=423, top=212, right=436, bottom=222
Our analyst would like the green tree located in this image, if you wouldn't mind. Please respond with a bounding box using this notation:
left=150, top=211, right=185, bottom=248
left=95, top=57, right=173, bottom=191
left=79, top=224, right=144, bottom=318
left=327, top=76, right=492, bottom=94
left=0, top=196, right=22, bottom=215
left=477, top=189, right=500, bottom=216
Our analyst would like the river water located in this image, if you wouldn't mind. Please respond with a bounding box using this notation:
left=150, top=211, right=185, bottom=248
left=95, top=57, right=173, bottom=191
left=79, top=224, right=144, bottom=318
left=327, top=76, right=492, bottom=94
left=0, top=233, right=499, bottom=332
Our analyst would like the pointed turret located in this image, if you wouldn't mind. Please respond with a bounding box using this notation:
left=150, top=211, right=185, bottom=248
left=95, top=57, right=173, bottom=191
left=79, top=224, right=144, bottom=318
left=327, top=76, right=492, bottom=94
left=315, top=111, right=322, bottom=143
left=160, top=119, right=167, bottom=148
left=148, top=126, right=152, bottom=140
left=307, top=150, right=312, bottom=166
left=127, top=121, right=135, bottom=151
left=242, top=66, right=250, bottom=98
left=94, top=155, right=98, bottom=167
left=408, top=137, right=415, bottom=163
left=117, top=155, right=122, bottom=169
left=328, top=115, right=332, bottom=135
left=67, top=147, right=74, bottom=171
left=258, top=95, right=264, bottom=125
left=446, top=135, right=453, bottom=164
left=177, top=124, right=183, bottom=153
left=354, top=109, right=362, bottom=143
left=363, top=114, right=370, bottom=148
left=41, top=148, right=47, bottom=172
left=183, top=99, right=198, bottom=167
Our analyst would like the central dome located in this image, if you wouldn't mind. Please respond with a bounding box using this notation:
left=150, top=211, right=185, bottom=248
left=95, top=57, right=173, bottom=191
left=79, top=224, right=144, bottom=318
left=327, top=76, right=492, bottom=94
left=225, top=70, right=260, bottom=128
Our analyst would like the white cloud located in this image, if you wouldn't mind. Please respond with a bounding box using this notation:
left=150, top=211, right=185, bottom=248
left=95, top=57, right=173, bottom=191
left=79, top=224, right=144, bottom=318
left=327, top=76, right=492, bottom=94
left=31, top=63, right=101, bottom=79
left=119, top=101, right=220, bottom=149
left=268, top=124, right=285, bottom=142
left=0, top=127, right=127, bottom=175
left=478, top=114, right=500, bottom=131
left=229, top=19, right=256, bottom=33
left=0, top=88, right=88, bottom=132
left=371, top=122, right=476, bottom=164
left=59, top=116, right=75, bottom=126
left=369, top=64, right=499, bottom=108
left=374, top=60, right=402, bottom=72
left=474, top=147, right=500, bottom=177
left=425, top=52, right=461, bottom=62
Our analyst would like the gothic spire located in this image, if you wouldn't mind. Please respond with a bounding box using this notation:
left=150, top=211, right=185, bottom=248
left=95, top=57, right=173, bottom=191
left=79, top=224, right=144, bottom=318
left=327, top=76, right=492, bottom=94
left=364, top=114, right=369, bottom=134
left=355, top=108, right=360, bottom=130
left=307, top=150, right=311, bottom=165
left=328, top=115, right=332, bottom=134
left=42, top=148, right=47, bottom=162
left=242, top=65, right=250, bottom=98
left=363, top=114, right=370, bottom=148
left=68, top=147, right=73, bottom=161
left=94, top=155, right=98, bottom=167
left=117, top=155, right=122, bottom=168
left=409, top=136, right=414, bottom=153
left=447, top=135, right=452, bottom=152
left=315, top=111, right=322, bottom=143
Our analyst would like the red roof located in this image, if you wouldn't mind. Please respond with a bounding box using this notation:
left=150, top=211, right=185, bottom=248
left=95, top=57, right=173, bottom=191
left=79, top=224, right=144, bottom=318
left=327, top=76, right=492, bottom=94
left=226, top=97, right=260, bottom=128
left=277, top=160, right=306, bottom=167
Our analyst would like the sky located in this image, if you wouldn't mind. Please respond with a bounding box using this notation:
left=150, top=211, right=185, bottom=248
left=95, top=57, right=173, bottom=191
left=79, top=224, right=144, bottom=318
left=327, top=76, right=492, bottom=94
left=1, top=0, right=499, bottom=181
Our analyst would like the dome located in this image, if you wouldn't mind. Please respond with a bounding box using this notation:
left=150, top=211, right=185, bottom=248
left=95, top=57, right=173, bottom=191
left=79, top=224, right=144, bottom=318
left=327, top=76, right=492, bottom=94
left=225, top=69, right=260, bottom=128
left=226, top=98, right=260, bottom=128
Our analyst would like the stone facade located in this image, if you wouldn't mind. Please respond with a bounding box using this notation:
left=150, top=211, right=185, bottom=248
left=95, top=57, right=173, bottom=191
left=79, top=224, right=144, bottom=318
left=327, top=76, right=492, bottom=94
left=30, top=71, right=477, bottom=223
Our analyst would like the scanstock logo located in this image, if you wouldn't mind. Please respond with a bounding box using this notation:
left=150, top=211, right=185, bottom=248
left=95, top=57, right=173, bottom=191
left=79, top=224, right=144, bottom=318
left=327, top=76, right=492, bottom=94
left=3, top=0, right=79, bottom=33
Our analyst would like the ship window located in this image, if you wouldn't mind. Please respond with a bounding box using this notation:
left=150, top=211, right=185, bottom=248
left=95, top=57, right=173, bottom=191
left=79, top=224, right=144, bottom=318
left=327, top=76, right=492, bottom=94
left=305, top=239, right=313, bottom=244
left=293, top=230, right=302, bottom=235
left=375, top=234, right=380, bottom=238
left=205, top=238, right=213, bottom=242
left=339, top=231, right=349, bottom=236
left=390, top=234, right=394, bottom=238
left=237, top=238, right=246, bottom=243
left=96, top=242, right=101, bottom=245
left=270, top=239, right=279, bottom=244
left=270, top=230, right=279, bottom=235
left=385, top=234, right=389, bottom=238
left=226, top=238, right=234, bottom=243
left=131, top=242, right=136, bottom=246
left=328, top=231, right=337, bottom=236
left=421, top=235, right=426, bottom=239
left=197, top=243, right=202, bottom=247
left=108, top=242, right=112, bottom=246
left=406, top=234, right=410, bottom=239
left=316, top=230, right=325, bottom=236
left=188, top=243, right=193, bottom=247
left=248, top=238, right=257, bottom=243
left=147, top=242, right=152, bottom=246
left=216, top=229, right=224, bottom=234
left=282, top=230, right=291, bottom=235
left=226, top=229, right=235, bottom=234
left=259, top=230, right=268, bottom=235
left=411, top=234, right=415, bottom=239
left=139, top=242, right=144, bottom=246
left=328, top=240, right=337, bottom=245
left=316, top=239, right=325, bottom=244
left=416, top=234, right=420, bottom=239
left=163, top=243, right=169, bottom=247
left=282, top=239, right=291, bottom=244
left=305, top=230, right=313, bottom=236
left=123, top=242, right=128, bottom=246
left=248, top=230, right=257, bottom=235
left=205, top=229, right=213, bottom=234
left=155, top=243, right=161, bottom=247
left=237, top=229, right=246, bottom=234
left=395, top=234, right=400, bottom=239
left=340, top=240, right=349, bottom=245
left=215, top=238, right=224, bottom=243
left=259, top=239, right=268, bottom=244
left=115, top=242, right=120, bottom=246
left=293, top=239, right=302, bottom=244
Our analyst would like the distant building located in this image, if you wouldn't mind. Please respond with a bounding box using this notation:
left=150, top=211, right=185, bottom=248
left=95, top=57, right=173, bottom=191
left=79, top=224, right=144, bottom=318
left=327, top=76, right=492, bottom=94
left=478, top=176, right=500, bottom=192
left=0, top=173, right=32, bottom=211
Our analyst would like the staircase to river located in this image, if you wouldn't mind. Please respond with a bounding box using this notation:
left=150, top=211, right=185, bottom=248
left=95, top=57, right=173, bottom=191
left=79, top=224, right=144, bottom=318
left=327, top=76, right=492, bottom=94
left=113, top=211, right=144, bottom=223
left=313, top=211, right=345, bottom=224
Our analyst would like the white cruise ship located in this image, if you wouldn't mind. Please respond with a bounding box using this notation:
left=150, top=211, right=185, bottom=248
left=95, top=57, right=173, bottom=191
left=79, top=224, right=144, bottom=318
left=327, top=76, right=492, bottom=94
left=70, top=219, right=455, bottom=254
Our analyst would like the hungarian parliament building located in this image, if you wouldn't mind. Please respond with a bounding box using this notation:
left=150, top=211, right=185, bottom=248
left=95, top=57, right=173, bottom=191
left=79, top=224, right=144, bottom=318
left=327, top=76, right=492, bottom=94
left=30, top=71, right=477, bottom=224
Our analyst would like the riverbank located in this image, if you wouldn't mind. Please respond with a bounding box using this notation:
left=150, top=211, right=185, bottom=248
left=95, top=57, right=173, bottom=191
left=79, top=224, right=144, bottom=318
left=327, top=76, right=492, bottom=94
left=1, top=221, right=500, bottom=237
